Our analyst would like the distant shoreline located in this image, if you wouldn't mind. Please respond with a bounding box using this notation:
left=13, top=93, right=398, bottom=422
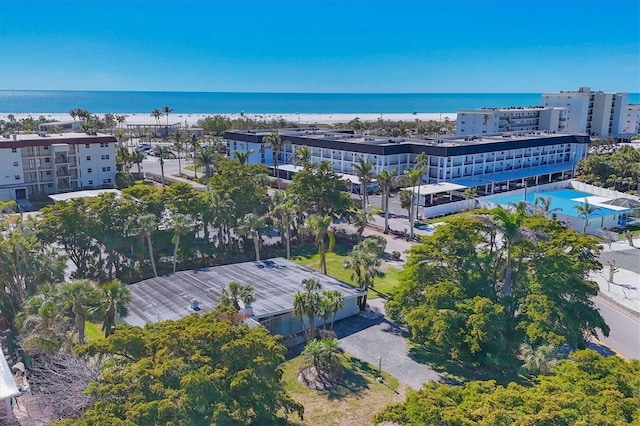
left=0, top=112, right=458, bottom=126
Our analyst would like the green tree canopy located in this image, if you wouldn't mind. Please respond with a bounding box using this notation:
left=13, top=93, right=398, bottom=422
left=70, top=307, right=303, bottom=425
left=287, top=161, right=353, bottom=218
left=375, top=350, right=640, bottom=425
left=386, top=212, right=609, bottom=365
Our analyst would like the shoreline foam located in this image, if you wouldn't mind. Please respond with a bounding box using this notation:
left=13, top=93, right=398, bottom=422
left=0, top=112, right=457, bottom=126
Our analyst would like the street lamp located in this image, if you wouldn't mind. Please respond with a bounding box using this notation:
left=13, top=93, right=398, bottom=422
left=572, top=151, right=577, bottom=178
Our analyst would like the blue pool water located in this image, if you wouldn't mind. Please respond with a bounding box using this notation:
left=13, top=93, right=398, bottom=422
left=489, top=189, right=623, bottom=218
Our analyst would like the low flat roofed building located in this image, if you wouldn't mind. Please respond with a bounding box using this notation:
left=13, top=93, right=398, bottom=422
left=124, top=258, right=366, bottom=344
left=0, top=132, right=117, bottom=201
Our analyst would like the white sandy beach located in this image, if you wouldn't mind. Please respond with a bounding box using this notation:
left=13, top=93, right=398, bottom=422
left=0, top=112, right=457, bottom=126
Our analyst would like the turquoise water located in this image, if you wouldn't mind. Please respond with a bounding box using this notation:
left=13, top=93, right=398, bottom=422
left=489, top=189, right=625, bottom=218
left=2, top=90, right=637, bottom=114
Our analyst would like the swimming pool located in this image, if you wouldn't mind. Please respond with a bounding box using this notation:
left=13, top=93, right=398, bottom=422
left=488, top=189, right=626, bottom=218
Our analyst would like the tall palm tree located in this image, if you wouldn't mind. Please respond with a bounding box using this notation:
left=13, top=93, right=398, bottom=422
left=293, top=145, right=312, bottom=167
left=405, top=168, right=422, bottom=239
left=293, top=278, right=323, bottom=340
left=533, top=195, right=561, bottom=219
left=137, top=214, right=158, bottom=277
left=322, top=290, right=344, bottom=330
left=170, top=213, right=191, bottom=273
left=153, top=146, right=172, bottom=187
left=307, top=215, right=334, bottom=275
left=272, top=191, right=295, bottom=259
left=220, top=281, right=255, bottom=311
left=344, top=239, right=385, bottom=310
left=353, top=157, right=374, bottom=210
left=195, top=148, right=217, bottom=186
left=262, top=129, right=289, bottom=189
left=412, top=152, right=427, bottom=220
left=208, top=190, right=235, bottom=250
left=189, top=135, right=201, bottom=177
left=574, top=200, right=599, bottom=234
left=239, top=213, right=265, bottom=261
left=172, top=131, right=185, bottom=176
left=95, top=280, right=131, bottom=338
left=131, top=149, right=144, bottom=174
left=59, top=280, right=99, bottom=345
left=162, top=105, right=173, bottom=130
left=377, top=169, right=396, bottom=233
left=150, top=108, right=161, bottom=126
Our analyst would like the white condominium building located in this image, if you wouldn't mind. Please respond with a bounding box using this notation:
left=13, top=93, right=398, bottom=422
left=622, top=104, right=640, bottom=135
left=542, top=87, right=628, bottom=137
left=225, top=129, right=589, bottom=195
left=456, top=107, right=568, bottom=136
left=0, top=132, right=117, bottom=201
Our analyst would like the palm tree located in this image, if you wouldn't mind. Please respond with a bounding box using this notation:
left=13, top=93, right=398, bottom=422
left=412, top=152, right=427, bottom=220
left=195, top=147, right=217, bottom=186
left=137, top=214, right=158, bottom=277
left=234, top=150, right=253, bottom=165
left=293, top=278, right=323, bottom=340
left=68, top=108, right=78, bottom=121
left=170, top=213, right=191, bottom=273
left=239, top=213, right=265, bottom=261
left=377, top=169, right=396, bottom=233
left=574, top=200, right=599, bottom=234
left=302, top=338, right=342, bottom=377
left=518, top=343, right=560, bottom=375
left=162, top=105, right=173, bottom=130
left=272, top=191, right=295, bottom=259
left=352, top=208, right=373, bottom=240
left=95, top=280, right=131, bottom=338
left=344, top=239, right=385, bottom=310
left=150, top=108, right=161, bottom=127
left=533, top=195, right=561, bottom=219
left=153, top=146, right=172, bottom=187
left=131, top=149, right=144, bottom=174
left=293, top=145, right=312, bottom=167
left=262, top=129, right=289, bottom=189
left=208, top=190, right=235, bottom=250
left=220, top=282, right=255, bottom=311
left=59, top=280, right=99, bottom=345
left=189, top=135, right=201, bottom=177
left=322, top=290, right=344, bottom=330
left=353, top=157, right=374, bottom=210
left=307, top=215, right=334, bottom=275
left=405, top=169, right=422, bottom=239
left=173, top=131, right=185, bottom=176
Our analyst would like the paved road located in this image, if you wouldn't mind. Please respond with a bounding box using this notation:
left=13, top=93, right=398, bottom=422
left=334, top=299, right=441, bottom=389
left=594, top=295, right=640, bottom=359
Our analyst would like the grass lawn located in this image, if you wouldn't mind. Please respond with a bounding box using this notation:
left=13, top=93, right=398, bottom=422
left=282, top=354, right=404, bottom=426
left=290, top=245, right=401, bottom=299
left=184, top=165, right=203, bottom=173
left=84, top=321, right=104, bottom=343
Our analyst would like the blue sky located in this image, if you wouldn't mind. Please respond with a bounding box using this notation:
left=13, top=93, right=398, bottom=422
left=0, top=0, right=638, bottom=93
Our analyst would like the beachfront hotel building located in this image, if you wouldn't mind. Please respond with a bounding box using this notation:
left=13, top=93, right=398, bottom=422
left=456, top=107, right=569, bottom=136
left=542, top=87, right=628, bottom=137
left=224, top=128, right=589, bottom=196
left=457, top=88, right=633, bottom=138
left=0, top=132, right=117, bottom=201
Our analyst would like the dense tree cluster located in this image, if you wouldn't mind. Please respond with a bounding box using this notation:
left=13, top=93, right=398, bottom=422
left=386, top=208, right=609, bottom=366
left=375, top=350, right=640, bottom=425
left=57, top=307, right=303, bottom=425
left=578, top=144, right=640, bottom=194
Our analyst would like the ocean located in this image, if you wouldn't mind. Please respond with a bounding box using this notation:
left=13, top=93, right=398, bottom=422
left=1, top=90, right=639, bottom=114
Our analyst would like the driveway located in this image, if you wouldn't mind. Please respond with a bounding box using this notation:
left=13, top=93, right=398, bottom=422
left=334, top=299, right=441, bottom=389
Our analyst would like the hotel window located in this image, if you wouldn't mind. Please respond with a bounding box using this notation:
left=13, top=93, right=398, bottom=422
left=88, top=180, right=93, bottom=185
left=102, top=166, right=111, bottom=172
left=85, top=144, right=90, bottom=148
left=13, top=161, right=19, bottom=166
left=15, top=175, right=20, bottom=180
left=44, top=146, right=49, bottom=150
left=86, top=156, right=91, bottom=161
left=12, top=148, right=17, bottom=153
left=46, top=171, right=51, bottom=175
left=87, top=168, right=92, bottom=173
left=101, top=154, right=110, bottom=160
left=103, top=178, right=112, bottom=184
left=45, top=158, right=50, bottom=163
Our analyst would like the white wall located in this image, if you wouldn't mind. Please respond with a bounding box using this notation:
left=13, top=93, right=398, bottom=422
left=543, top=93, right=590, bottom=133
left=0, top=149, right=23, bottom=187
